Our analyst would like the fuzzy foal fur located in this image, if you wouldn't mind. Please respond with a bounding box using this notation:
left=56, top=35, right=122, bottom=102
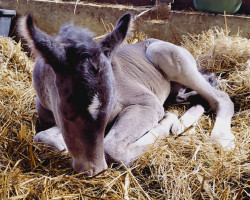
left=19, top=13, right=235, bottom=176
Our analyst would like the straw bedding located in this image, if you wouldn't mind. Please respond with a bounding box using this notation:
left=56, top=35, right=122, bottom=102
left=0, top=28, right=249, bottom=199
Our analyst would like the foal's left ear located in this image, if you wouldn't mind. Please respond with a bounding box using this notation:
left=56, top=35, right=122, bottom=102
left=19, top=14, right=67, bottom=71
left=101, top=13, right=133, bottom=58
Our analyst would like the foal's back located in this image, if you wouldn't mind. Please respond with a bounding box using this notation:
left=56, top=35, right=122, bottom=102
left=109, top=39, right=171, bottom=120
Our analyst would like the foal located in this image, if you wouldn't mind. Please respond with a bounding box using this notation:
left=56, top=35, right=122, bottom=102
left=20, top=13, right=235, bottom=176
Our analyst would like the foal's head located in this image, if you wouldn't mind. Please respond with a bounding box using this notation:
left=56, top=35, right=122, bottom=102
left=20, top=13, right=133, bottom=176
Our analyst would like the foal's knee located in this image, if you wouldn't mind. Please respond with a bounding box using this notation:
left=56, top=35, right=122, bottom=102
left=104, top=131, right=131, bottom=166
left=146, top=41, right=197, bottom=80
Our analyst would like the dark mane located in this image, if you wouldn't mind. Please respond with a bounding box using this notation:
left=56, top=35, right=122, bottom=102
left=57, top=24, right=100, bottom=57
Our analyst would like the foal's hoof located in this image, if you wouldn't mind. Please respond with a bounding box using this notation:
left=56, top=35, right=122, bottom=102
left=34, top=127, right=68, bottom=152
left=171, top=120, right=196, bottom=136
left=210, top=132, right=235, bottom=150
left=171, top=119, right=186, bottom=135
left=171, top=105, right=204, bottom=136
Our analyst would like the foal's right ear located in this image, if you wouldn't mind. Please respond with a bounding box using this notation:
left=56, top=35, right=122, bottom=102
left=19, top=14, right=67, bottom=71
left=101, top=13, right=133, bottom=58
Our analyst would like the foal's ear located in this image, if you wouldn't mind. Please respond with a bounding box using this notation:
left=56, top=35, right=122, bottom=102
left=101, top=13, right=133, bottom=58
left=19, top=14, right=67, bottom=71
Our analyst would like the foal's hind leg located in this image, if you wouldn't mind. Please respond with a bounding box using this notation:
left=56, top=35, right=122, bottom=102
left=146, top=41, right=235, bottom=149
left=34, top=98, right=67, bottom=151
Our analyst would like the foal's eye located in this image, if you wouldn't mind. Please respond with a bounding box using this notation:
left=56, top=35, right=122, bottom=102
left=104, top=50, right=111, bottom=57
left=91, top=64, right=100, bottom=74
left=87, top=59, right=100, bottom=74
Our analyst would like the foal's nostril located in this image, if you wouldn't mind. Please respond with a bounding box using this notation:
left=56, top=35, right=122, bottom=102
left=72, top=158, right=108, bottom=177
left=72, top=163, right=93, bottom=176
left=84, top=170, right=93, bottom=177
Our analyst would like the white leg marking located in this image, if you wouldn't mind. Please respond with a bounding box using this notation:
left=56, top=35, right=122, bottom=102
left=171, top=105, right=205, bottom=135
left=88, top=93, right=101, bottom=120
left=211, top=117, right=235, bottom=150
left=34, top=126, right=68, bottom=152
left=176, top=90, right=198, bottom=103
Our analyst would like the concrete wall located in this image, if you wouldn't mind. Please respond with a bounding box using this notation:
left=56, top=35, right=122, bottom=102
left=1, top=0, right=250, bottom=44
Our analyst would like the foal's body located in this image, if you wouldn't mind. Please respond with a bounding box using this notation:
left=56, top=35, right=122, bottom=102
left=20, top=13, right=235, bottom=176
left=35, top=38, right=235, bottom=167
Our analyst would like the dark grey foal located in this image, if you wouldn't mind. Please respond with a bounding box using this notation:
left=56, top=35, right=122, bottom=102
left=19, top=13, right=235, bottom=176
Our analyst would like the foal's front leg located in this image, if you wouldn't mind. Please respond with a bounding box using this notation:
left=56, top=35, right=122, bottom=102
left=105, top=104, right=205, bottom=166
left=129, top=104, right=205, bottom=158
left=34, top=126, right=68, bottom=152
left=34, top=98, right=67, bottom=151
left=104, top=103, right=164, bottom=166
